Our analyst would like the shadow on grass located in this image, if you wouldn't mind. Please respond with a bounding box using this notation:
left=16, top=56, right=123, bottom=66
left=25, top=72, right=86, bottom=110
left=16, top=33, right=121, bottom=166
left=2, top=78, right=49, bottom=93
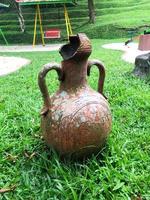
left=124, top=71, right=150, bottom=85
left=21, top=138, right=111, bottom=173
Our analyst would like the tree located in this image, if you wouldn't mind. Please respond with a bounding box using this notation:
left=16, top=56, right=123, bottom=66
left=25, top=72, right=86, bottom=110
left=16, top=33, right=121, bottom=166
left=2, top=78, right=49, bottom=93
left=88, top=0, right=95, bottom=24
left=8, top=0, right=25, bottom=32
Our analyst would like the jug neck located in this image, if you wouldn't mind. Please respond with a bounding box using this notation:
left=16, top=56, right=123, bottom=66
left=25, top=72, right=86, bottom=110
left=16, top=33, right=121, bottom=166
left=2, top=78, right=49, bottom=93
left=60, top=58, right=88, bottom=91
left=59, top=33, right=92, bottom=92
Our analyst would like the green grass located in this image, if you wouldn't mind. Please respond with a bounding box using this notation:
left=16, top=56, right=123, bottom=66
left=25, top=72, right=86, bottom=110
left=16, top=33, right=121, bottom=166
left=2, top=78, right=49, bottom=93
left=0, top=39, right=150, bottom=199
left=1, top=0, right=150, bottom=44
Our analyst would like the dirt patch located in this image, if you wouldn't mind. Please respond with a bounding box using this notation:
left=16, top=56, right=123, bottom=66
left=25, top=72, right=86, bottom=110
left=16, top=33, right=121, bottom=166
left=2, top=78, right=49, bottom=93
left=0, top=56, right=31, bottom=76
left=0, top=44, right=63, bottom=76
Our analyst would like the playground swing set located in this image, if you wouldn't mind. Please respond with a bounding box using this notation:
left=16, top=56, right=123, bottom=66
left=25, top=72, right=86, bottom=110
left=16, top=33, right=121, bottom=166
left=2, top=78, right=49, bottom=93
left=16, top=0, right=76, bottom=46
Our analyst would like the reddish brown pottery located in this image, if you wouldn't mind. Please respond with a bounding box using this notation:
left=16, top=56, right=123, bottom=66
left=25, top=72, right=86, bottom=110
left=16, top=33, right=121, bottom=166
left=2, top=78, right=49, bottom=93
left=38, top=33, right=112, bottom=158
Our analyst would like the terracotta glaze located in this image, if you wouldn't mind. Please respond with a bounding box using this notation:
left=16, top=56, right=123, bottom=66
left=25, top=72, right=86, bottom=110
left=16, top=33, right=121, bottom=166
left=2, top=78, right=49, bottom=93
left=38, top=33, right=112, bottom=158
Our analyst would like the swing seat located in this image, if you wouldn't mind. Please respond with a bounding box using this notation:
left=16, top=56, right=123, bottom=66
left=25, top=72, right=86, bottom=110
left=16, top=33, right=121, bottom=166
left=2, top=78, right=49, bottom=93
left=44, top=29, right=61, bottom=39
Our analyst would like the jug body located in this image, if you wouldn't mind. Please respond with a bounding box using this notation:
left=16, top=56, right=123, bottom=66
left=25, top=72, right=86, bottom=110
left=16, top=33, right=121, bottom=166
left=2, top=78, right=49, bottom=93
left=38, top=33, right=112, bottom=158
left=41, top=86, right=111, bottom=157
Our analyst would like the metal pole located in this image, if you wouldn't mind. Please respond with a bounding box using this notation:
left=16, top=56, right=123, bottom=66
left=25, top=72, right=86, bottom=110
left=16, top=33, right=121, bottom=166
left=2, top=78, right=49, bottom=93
left=37, top=4, right=45, bottom=46
left=64, top=5, right=70, bottom=40
left=0, top=28, right=8, bottom=45
left=64, top=5, right=73, bottom=40
left=33, top=5, right=38, bottom=47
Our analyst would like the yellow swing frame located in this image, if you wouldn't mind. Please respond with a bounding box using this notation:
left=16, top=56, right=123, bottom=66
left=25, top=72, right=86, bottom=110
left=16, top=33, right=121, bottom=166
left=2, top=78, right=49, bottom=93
left=33, top=4, right=73, bottom=47
left=64, top=4, right=73, bottom=39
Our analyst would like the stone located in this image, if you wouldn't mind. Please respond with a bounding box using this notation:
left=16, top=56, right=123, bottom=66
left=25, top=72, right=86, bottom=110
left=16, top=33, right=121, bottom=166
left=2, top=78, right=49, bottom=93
left=138, top=34, right=150, bottom=51
left=133, top=53, right=150, bottom=77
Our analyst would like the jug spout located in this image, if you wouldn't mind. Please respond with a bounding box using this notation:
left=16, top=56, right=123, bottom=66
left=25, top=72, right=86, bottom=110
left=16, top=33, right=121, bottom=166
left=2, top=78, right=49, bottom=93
left=59, top=33, right=92, bottom=61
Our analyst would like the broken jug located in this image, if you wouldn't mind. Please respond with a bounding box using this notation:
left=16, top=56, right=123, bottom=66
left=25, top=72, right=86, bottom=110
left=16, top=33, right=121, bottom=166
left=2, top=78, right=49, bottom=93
left=38, top=33, right=112, bottom=158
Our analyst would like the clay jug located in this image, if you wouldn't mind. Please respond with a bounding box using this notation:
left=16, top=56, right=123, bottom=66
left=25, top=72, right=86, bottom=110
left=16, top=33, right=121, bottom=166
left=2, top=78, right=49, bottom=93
left=38, top=33, right=112, bottom=158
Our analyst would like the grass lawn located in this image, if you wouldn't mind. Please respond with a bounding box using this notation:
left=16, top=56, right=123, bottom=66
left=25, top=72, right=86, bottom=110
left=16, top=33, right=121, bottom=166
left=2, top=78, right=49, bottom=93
left=1, top=0, right=150, bottom=44
left=0, top=39, right=150, bottom=199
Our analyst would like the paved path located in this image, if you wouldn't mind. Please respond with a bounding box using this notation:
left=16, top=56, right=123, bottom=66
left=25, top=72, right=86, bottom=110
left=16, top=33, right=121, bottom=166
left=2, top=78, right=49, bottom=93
left=0, top=44, right=63, bottom=53
left=2, top=42, right=148, bottom=77
left=102, top=43, right=150, bottom=63
left=0, top=44, right=63, bottom=76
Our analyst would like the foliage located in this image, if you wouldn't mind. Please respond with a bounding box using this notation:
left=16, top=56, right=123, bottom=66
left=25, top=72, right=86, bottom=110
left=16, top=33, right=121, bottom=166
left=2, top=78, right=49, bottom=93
left=1, top=0, right=150, bottom=44
left=0, top=39, right=150, bottom=199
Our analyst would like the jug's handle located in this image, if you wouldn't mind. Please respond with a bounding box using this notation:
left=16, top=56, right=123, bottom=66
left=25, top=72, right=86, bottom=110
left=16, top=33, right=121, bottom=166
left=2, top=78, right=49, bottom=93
left=38, top=63, right=63, bottom=115
left=87, top=60, right=106, bottom=98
